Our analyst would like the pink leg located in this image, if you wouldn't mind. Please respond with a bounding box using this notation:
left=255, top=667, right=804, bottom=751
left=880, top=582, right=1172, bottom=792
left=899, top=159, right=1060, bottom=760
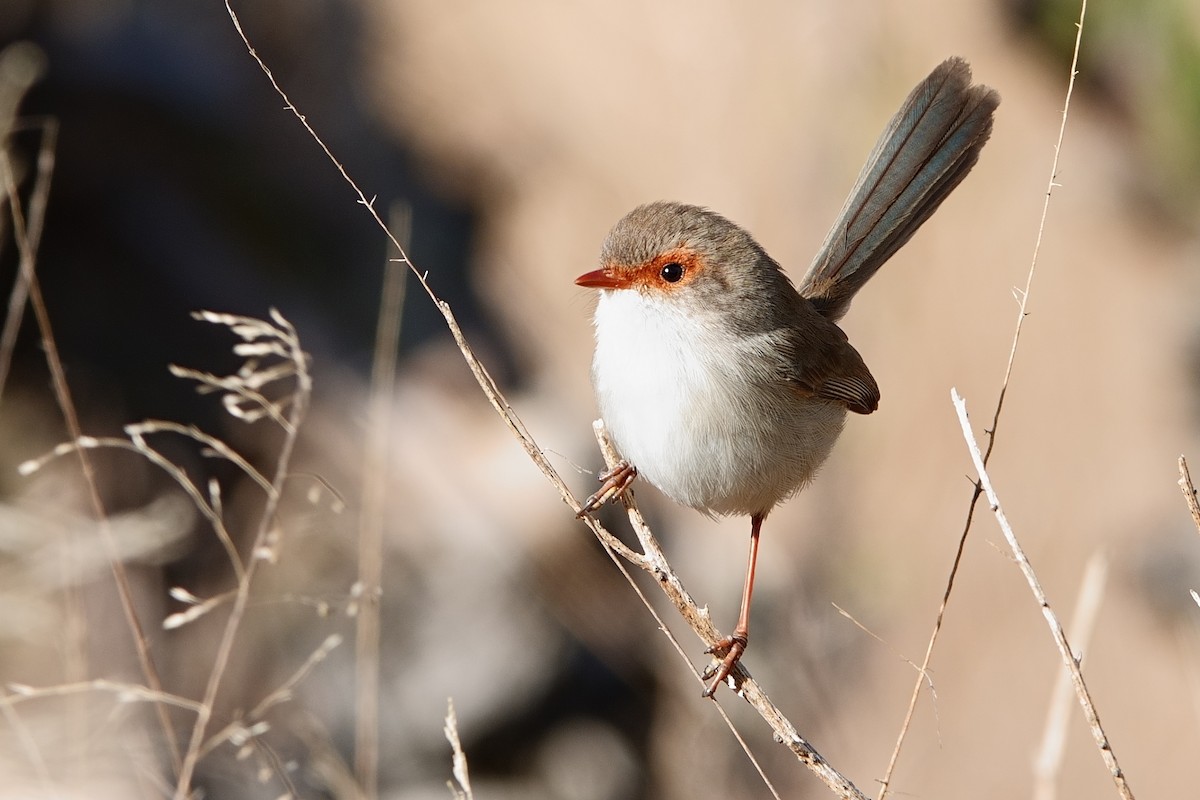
left=703, top=512, right=763, bottom=697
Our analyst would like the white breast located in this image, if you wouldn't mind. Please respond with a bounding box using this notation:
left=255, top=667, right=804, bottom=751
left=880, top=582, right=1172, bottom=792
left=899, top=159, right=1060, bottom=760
left=590, top=289, right=846, bottom=517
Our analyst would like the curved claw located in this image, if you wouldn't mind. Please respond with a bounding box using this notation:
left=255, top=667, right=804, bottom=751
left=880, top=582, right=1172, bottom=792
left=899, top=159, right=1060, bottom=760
left=576, top=460, right=637, bottom=517
left=702, top=634, right=748, bottom=697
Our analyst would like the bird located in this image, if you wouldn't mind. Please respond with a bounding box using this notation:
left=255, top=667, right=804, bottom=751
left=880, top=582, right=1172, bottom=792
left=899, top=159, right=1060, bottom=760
left=575, top=57, right=999, bottom=696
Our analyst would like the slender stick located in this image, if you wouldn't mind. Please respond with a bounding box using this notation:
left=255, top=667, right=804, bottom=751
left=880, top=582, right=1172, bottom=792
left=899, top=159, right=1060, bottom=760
left=591, top=422, right=867, bottom=800
left=1178, top=456, right=1200, bottom=535
left=0, top=118, right=55, bottom=401
left=173, top=314, right=312, bottom=799
left=952, top=389, right=1134, bottom=800
left=878, top=2, right=1090, bottom=794
left=444, top=699, right=474, bottom=800
left=224, top=5, right=868, bottom=796
left=355, top=204, right=410, bottom=799
left=2, top=142, right=183, bottom=773
left=1033, top=551, right=1109, bottom=800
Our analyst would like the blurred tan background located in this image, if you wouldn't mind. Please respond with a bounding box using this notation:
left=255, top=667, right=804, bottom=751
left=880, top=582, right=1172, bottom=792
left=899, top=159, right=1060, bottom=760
left=1, top=0, right=1198, bottom=798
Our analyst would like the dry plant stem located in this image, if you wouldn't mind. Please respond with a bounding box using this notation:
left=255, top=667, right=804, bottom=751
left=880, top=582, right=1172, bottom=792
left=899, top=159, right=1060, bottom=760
left=131, top=420, right=275, bottom=494
left=577, top=487, right=784, bottom=798
left=168, top=364, right=295, bottom=432
left=127, top=425, right=249, bottom=582
left=23, top=427, right=269, bottom=584
left=1, top=150, right=184, bottom=774
left=199, top=633, right=342, bottom=759
left=952, top=389, right=1134, bottom=800
left=2, top=680, right=206, bottom=714
left=0, top=126, right=91, bottom=777
left=245, top=739, right=302, bottom=800
left=877, top=492, right=976, bottom=799
left=173, top=315, right=312, bottom=800
left=833, top=604, right=934, bottom=686
left=224, top=2, right=580, bottom=509
left=592, top=421, right=866, bottom=800
left=571, top=474, right=784, bottom=800
left=444, top=699, right=474, bottom=800
left=354, top=204, right=409, bottom=800
left=1034, top=551, right=1108, bottom=800
left=0, top=119, right=55, bottom=401
left=1178, top=456, right=1200, bottom=534
left=0, top=696, right=55, bottom=797
left=878, top=4, right=1089, bottom=795
left=224, top=6, right=863, bottom=797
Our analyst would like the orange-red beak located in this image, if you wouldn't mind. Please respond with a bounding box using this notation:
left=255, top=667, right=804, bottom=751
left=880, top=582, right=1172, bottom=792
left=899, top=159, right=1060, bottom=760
left=575, top=267, right=625, bottom=289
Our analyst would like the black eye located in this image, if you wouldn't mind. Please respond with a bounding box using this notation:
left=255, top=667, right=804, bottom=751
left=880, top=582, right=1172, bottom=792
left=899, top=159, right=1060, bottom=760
left=660, top=262, right=685, bottom=283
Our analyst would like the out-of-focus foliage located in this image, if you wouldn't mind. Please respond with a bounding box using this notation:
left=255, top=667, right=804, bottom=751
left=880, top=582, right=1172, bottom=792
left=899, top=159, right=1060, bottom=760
left=1008, top=0, right=1200, bottom=230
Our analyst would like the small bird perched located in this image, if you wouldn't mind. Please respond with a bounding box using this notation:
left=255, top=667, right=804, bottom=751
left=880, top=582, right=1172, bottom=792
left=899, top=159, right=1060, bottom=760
left=575, top=58, right=999, bottom=697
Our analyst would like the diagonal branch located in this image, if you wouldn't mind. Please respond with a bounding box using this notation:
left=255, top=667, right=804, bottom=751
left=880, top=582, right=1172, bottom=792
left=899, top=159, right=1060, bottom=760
left=1177, top=456, right=1200, bottom=535
left=587, top=420, right=864, bottom=799
left=879, top=2, right=1091, bottom=795
left=2, top=128, right=184, bottom=774
left=173, top=311, right=313, bottom=799
left=224, top=3, right=872, bottom=796
left=953, top=389, right=1134, bottom=800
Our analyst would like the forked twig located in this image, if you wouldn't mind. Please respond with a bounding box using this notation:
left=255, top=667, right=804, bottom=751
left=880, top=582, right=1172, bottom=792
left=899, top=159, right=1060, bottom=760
left=953, top=389, right=1134, bottom=800
left=879, top=2, right=1090, bottom=795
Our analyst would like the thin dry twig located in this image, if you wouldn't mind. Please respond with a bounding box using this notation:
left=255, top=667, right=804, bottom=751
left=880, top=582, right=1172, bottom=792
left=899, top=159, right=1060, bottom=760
left=224, top=4, right=866, bottom=796
left=173, top=310, right=313, bottom=799
left=0, top=692, right=55, bottom=797
left=15, top=310, right=310, bottom=787
left=19, top=421, right=272, bottom=585
left=444, top=699, right=474, bottom=800
left=0, top=117, right=54, bottom=402
left=1178, top=456, right=1200, bottom=535
left=2, top=136, right=183, bottom=774
left=591, top=423, right=856, bottom=800
left=878, top=3, right=1090, bottom=794
left=568, top=442, right=784, bottom=800
left=2, top=679, right=205, bottom=714
left=953, top=389, right=1134, bottom=800
left=355, top=204, right=410, bottom=800
left=163, top=587, right=237, bottom=631
left=833, top=603, right=937, bottom=701
left=168, top=363, right=296, bottom=432
left=1034, top=551, right=1109, bottom=800
left=199, top=633, right=343, bottom=759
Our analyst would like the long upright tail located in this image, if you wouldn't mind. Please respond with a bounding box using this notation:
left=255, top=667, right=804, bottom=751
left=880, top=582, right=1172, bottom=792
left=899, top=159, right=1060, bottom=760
left=799, top=57, right=999, bottom=322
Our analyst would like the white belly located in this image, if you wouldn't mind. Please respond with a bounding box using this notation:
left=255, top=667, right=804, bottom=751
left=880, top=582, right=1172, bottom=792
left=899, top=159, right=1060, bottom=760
left=591, top=289, right=846, bottom=517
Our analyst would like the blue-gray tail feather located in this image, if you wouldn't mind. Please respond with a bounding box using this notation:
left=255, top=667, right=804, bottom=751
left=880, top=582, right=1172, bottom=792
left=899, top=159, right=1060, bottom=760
left=801, top=57, right=1000, bottom=321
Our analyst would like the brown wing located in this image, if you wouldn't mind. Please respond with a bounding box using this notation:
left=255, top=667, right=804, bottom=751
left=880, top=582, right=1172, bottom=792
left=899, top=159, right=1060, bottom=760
left=811, top=368, right=880, bottom=415
left=778, top=304, right=880, bottom=415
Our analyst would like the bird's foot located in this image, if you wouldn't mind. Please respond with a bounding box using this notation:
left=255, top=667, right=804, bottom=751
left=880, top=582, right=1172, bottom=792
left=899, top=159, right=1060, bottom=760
left=701, top=633, right=748, bottom=697
left=577, top=460, right=637, bottom=517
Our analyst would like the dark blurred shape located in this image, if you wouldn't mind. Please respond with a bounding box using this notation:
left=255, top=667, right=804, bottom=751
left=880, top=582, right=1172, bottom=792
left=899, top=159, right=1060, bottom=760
left=0, top=0, right=499, bottom=445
